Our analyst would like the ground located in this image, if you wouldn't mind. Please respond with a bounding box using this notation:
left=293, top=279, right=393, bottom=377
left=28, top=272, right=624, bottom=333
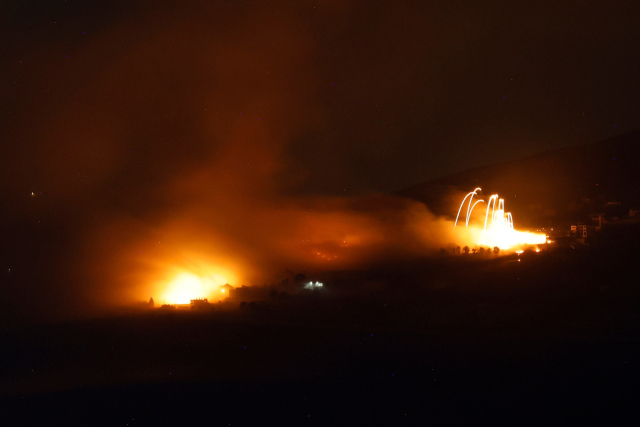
left=1, top=226, right=640, bottom=425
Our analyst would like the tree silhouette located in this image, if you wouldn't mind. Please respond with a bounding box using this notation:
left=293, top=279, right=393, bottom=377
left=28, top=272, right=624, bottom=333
left=463, top=245, right=470, bottom=254
left=493, top=246, right=500, bottom=255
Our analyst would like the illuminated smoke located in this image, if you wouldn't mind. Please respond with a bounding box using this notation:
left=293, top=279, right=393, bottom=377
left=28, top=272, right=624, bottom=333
left=29, top=3, right=490, bottom=312
left=86, top=193, right=461, bottom=306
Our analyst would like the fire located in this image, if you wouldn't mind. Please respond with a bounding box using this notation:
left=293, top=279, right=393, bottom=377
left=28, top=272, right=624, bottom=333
left=162, top=273, right=206, bottom=304
left=455, top=188, right=546, bottom=250
left=155, top=267, right=235, bottom=304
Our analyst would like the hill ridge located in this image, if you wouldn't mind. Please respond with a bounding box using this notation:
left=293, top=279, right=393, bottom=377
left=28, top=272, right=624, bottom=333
left=396, top=130, right=640, bottom=227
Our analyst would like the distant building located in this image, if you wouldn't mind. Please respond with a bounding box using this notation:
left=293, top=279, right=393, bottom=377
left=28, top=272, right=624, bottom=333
left=571, top=224, right=588, bottom=237
left=190, top=298, right=210, bottom=310
left=149, top=297, right=154, bottom=308
left=220, top=283, right=234, bottom=299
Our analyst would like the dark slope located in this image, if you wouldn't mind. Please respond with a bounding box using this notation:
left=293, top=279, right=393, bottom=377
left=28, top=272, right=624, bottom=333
left=397, top=130, right=640, bottom=227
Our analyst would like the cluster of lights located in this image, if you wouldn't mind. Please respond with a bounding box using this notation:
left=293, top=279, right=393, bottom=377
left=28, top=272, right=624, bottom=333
left=304, top=281, right=323, bottom=290
left=316, top=252, right=337, bottom=260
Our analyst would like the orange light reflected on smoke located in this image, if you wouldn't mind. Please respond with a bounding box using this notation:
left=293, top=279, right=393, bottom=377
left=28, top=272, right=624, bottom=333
left=86, top=191, right=467, bottom=307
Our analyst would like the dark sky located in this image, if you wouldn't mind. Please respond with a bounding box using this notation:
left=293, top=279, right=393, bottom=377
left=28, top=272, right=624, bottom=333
left=3, top=0, right=639, bottom=198
left=1, top=0, right=640, bottom=318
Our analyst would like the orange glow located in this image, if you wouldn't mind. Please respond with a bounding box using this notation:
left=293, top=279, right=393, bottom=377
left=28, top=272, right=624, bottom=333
left=162, top=273, right=204, bottom=304
left=155, top=264, right=235, bottom=304
left=86, top=191, right=479, bottom=307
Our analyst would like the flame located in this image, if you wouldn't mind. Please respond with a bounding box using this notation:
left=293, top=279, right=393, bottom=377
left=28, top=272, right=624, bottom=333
left=455, top=189, right=546, bottom=250
left=161, top=273, right=206, bottom=304
left=159, top=271, right=231, bottom=304
left=144, top=251, right=238, bottom=305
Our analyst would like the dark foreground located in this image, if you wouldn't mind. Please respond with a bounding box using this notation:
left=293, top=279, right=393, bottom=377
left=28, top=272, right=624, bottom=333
left=2, top=319, right=639, bottom=426
left=2, top=229, right=640, bottom=425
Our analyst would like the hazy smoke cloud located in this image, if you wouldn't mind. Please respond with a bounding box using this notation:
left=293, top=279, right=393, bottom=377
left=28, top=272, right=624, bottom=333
left=84, top=192, right=461, bottom=304
left=1, top=1, right=465, bottom=319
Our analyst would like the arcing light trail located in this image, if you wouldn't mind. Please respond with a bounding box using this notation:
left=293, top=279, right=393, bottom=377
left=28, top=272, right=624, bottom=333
left=455, top=188, right=546, bottom=250
left=454, top=188, right=483, bottom=228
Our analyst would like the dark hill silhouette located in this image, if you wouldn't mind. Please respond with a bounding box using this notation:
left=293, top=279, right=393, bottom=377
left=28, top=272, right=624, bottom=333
left=397, top=130, right=640, bottom=227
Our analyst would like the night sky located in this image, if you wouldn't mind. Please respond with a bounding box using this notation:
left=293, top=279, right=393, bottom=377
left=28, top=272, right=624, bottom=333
left=2, top=0, right=640, bottom=318
left=3, top=0, right=640, bottom=197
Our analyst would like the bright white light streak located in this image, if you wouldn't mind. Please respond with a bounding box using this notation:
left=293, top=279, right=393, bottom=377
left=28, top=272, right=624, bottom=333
left=454, top=188, right=481, bottom=228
